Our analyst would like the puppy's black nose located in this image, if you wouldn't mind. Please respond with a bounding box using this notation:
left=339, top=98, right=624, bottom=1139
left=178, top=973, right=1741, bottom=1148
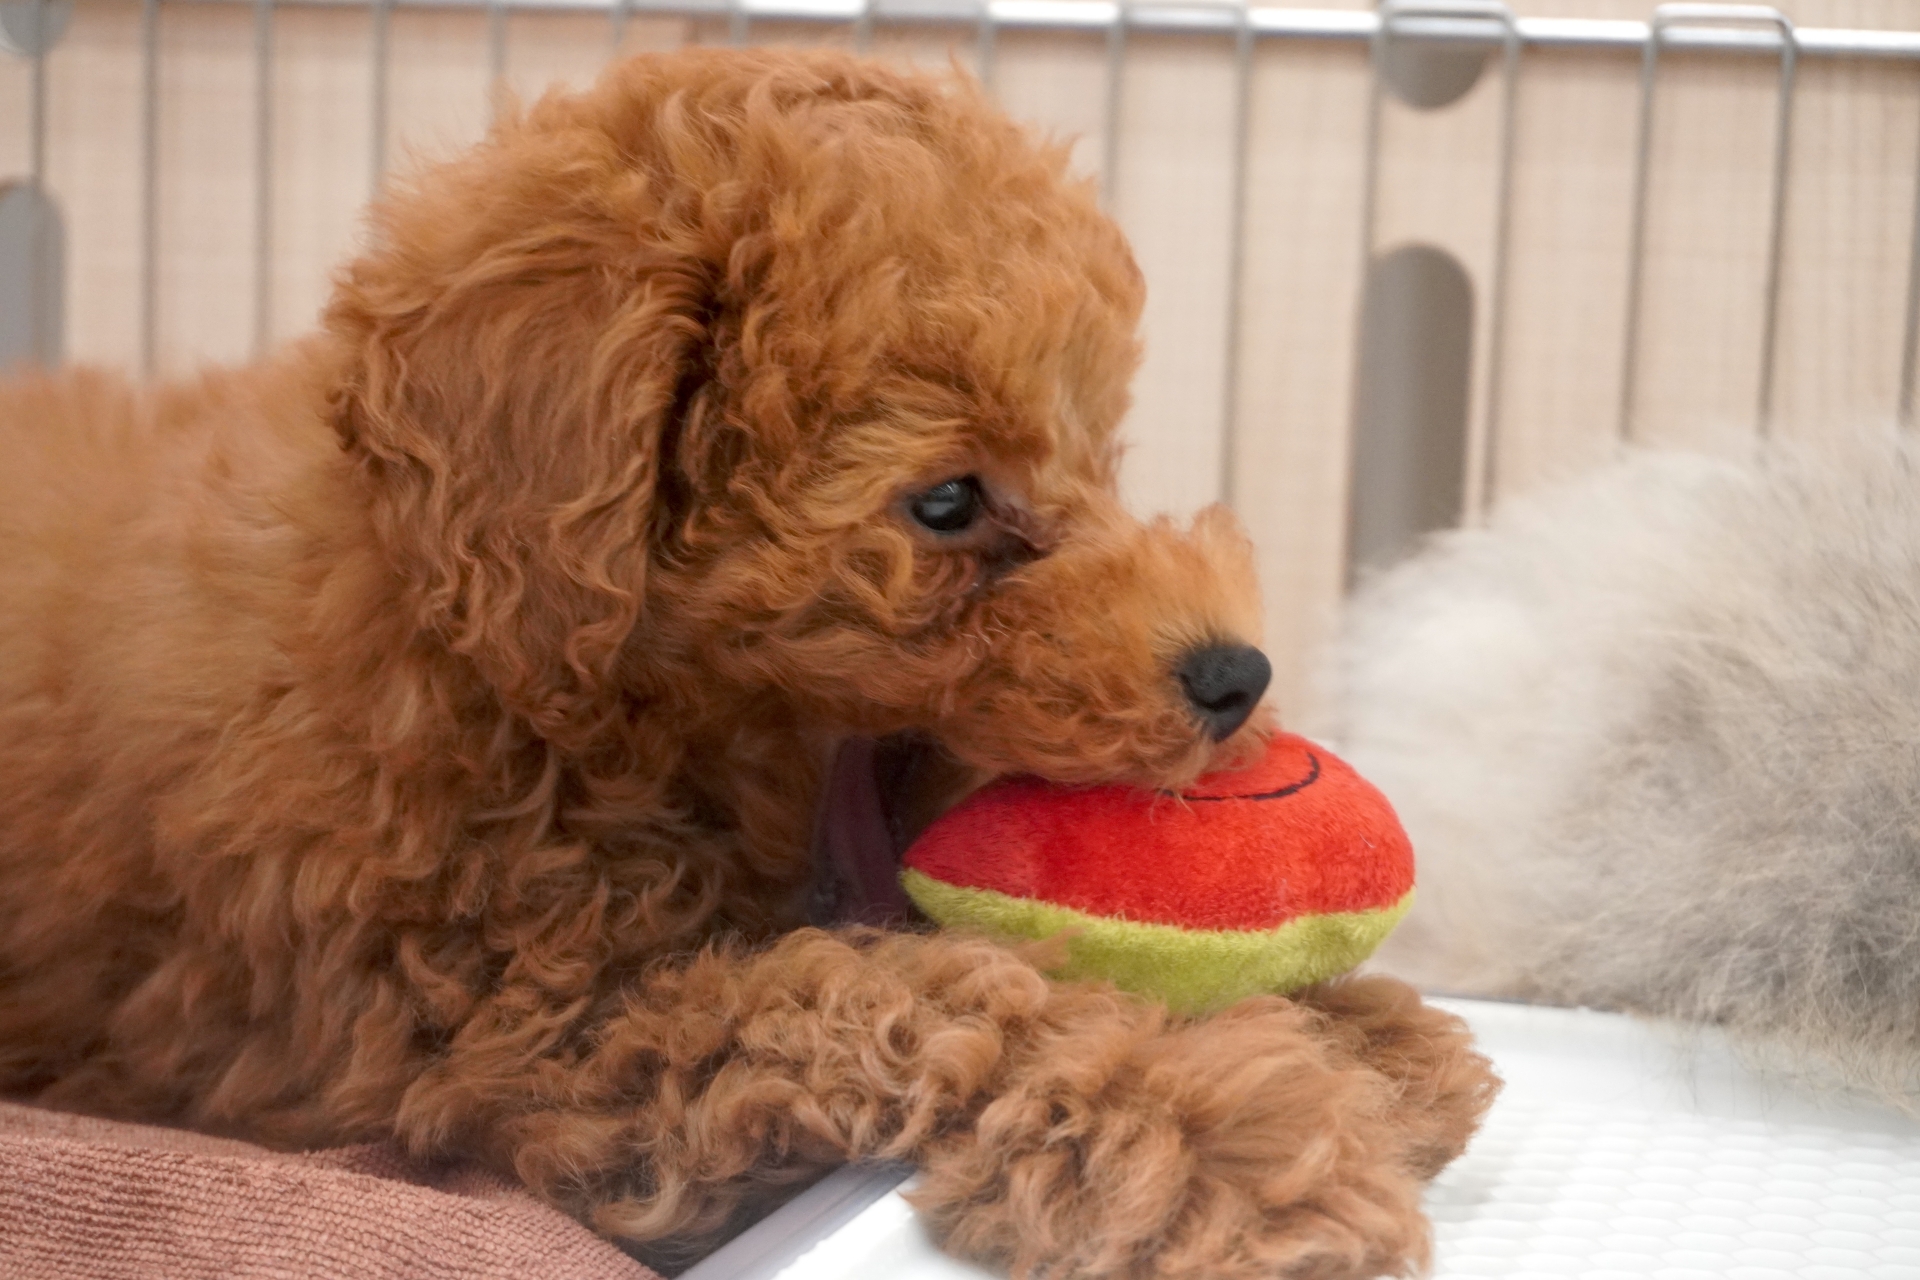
left=1176, top=644, right=1271, bottom=741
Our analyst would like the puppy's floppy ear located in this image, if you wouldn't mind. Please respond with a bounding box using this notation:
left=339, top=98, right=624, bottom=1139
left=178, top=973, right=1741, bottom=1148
left=325, top=202, right=713, bottom=744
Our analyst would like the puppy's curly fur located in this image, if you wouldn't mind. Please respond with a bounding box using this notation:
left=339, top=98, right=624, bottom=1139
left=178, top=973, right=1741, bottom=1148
left=0, top=49, right=1493, bottom=1277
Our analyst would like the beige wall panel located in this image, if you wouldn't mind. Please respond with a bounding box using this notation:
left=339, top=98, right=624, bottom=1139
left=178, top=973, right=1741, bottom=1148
left=1368, top=53, right=1508, bottom=514
left=678, top=17, right=727, bottom=46
left=868, top=22, right=984, bottom=79
left=724, top=18, right=856, bottom=49
left=993, top=29, right=1111, bottom=186
left=1232, top=39, right=1371, bottom=714
left=154, top=2, right=258, bottom=374
left=1630, top=52, right=1792, bottom=447
left=1371, top=64, right=1505, bottom=257
left=1493, top=47, right=1639, bottom=495
left=1109, top=32, right=1238, bottom=521
left=0, top=47, right=27, bottom=181
left=1799, top=0, right=1920, bottom=26
left=612, top=14, right=699, bottom=59
left=383, top=7, right=490, bottom=175
left=44, top=0, right=144, bottom=371
left=1772, top=57, right=1920, bottom=436
left=270, top=4, right=373, bottom=343
left=503, top=8, right=620, bottom=99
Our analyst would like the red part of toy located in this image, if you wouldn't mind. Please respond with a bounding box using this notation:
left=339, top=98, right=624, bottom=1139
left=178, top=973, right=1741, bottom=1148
left=904, top=733, right=1413, bottom=932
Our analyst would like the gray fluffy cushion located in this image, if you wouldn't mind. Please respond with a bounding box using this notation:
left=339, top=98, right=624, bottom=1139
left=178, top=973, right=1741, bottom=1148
left=1315, top=430, right=1920, bottom=1103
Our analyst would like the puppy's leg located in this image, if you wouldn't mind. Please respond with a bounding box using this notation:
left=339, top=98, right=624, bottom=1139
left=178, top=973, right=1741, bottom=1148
left=914, top=988, right=1434, bottom=1280
left=1293, top=975, right=1500, bottom=1179
left=400, top=930, right=1432, bottom=1280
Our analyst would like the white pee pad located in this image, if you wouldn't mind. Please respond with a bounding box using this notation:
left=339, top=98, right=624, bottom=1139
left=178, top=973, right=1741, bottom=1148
left=1426, top=998, right=1920, bottom=1278
left=763, top=998, right=1920, bottom=1280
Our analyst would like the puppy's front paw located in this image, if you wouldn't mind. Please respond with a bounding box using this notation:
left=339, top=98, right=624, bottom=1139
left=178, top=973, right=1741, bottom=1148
left=911, top=995, right=1430, bottom=1280
left=1297, top=975, right=1501, bottom=1180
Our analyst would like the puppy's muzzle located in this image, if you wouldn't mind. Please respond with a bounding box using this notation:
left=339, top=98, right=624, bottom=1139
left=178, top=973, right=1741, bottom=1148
left=1177, top=643, right=1271, bottom=741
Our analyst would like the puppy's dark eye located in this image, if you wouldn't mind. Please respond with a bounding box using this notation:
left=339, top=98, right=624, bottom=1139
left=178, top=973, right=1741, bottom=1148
left=908, top=476, right=984, bottom=535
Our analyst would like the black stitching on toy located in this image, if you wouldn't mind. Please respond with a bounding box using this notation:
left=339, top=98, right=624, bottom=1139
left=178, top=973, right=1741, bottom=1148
left=1180, top=750, right=1322, bottom=803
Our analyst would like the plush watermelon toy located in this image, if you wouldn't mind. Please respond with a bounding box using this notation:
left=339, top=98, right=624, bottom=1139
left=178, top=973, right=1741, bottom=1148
left=899, top=733, right=1414, bottom=1013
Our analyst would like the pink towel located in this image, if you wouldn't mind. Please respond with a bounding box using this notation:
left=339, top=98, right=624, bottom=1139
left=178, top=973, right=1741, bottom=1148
left=0, top=1099, right=659, bottom=1280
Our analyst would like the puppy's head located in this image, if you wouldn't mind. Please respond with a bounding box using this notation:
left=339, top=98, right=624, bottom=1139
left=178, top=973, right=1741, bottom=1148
left=327, top=47, right=1266, bottom=788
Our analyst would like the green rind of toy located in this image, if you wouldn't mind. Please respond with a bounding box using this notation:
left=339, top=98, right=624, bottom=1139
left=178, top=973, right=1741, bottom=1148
left=901, top=868, right=1414, bottom=1014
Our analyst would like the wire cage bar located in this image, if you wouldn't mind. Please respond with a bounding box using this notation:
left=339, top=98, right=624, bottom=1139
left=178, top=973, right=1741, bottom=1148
left=1618, top=3, right=1796, bottom=442
left=26, top=0, right=48, bottom=357
left=1360, top=0, right=1521, bottom=526
left=1215, top=0, right=1253, bottom=510
left=140, top=0, right=159, bottom=376
left=1904, top=119, right=1920, bottom=431
left=253, top=0, right=274, bottom=356
left=370, top=0, right=390, bottom=186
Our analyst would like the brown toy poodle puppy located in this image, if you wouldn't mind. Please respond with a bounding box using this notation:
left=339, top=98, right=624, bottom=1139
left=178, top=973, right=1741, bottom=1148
left=0, top=47, right=1493, bottom=1279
